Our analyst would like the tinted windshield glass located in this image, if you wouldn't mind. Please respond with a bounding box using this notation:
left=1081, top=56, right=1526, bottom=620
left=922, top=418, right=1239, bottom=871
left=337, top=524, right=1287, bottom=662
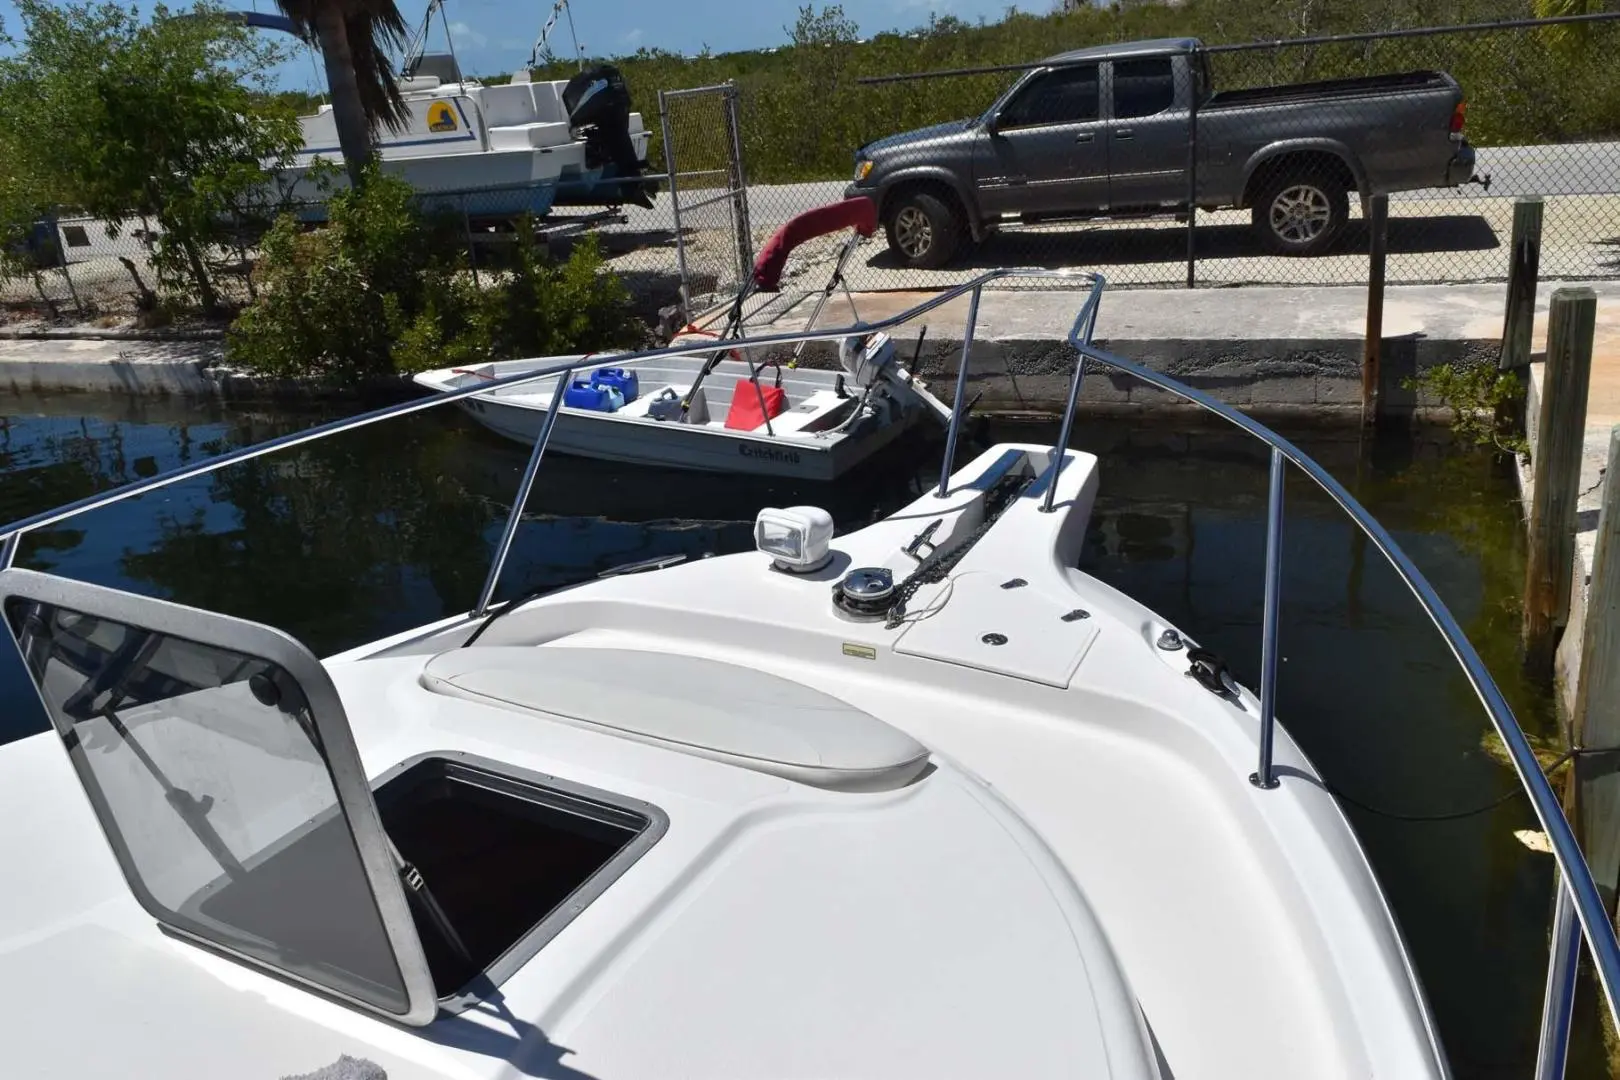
left=6, top=597, right=409, bottom=1014
left=1001, top=65, right=1099, bottom=127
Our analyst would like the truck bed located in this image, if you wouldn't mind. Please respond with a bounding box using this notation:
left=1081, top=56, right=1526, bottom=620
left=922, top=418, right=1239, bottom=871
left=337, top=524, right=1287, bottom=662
left=1204, top=70, right=1452, bottom=110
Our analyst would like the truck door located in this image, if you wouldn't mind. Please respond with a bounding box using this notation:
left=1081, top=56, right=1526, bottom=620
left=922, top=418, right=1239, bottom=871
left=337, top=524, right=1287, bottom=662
left=1105, top=56, right=1191, bottom=211
left=973, top=63, right=1108, bottom=217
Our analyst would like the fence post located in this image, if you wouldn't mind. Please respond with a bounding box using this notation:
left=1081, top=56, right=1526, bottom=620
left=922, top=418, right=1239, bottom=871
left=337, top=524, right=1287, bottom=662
left=1524, top=287, right=1597, bottom=675
left=1184, top=59, right=1199, bottom=290
left=658, top=89, right=692, bottom=317
left=1570, top=426, right=1620, bottom=913
left=1500, top=197, right=1544, bottom=373
left=723, top=83, right=754, bottom=291
left=462, top=194, right=480, bottom=289
left=1362, top=194, right=1389, bottom=427
left=45, top=212, right=83, bottom=318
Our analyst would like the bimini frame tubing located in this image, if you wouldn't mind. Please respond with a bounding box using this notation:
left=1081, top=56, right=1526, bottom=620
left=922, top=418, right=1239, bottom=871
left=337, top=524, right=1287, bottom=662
left=680, top=197, right=879, bottom=437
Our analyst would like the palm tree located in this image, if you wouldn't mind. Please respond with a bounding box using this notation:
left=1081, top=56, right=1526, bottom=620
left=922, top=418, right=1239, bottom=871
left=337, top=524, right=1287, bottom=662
left=274, top=0, right=411, bottom=186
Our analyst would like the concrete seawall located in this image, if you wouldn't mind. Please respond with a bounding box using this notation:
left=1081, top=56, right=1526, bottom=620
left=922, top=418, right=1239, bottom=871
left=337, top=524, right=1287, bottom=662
left=5, top=283, right=1612, bottom=421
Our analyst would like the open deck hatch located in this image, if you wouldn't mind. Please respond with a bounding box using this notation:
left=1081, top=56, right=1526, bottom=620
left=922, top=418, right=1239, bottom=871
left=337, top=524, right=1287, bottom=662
left=0, top=569, right=665, bottom=1024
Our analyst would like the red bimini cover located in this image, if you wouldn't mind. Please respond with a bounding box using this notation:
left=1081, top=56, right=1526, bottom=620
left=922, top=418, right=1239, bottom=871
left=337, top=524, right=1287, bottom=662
left=751, top=197, right=878, bottom=292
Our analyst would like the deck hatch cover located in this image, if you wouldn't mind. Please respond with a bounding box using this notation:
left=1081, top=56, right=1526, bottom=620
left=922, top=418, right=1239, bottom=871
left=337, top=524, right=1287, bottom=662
left=0, top=569, right=438, bottom=1025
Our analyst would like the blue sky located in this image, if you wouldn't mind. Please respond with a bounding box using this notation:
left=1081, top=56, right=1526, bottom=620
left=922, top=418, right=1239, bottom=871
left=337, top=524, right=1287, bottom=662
left=0, top=0, right=1022, bottom=92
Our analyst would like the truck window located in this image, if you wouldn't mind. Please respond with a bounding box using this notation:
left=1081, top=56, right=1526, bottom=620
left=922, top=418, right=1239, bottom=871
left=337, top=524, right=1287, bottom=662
left=999, top=65, right=1099, bottom=129
left=1113, top=58, right=1176, bottom=119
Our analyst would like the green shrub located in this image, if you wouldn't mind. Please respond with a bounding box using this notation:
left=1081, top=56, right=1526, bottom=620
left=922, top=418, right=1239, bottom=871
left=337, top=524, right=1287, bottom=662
left=1404, top=362, right=1528, bottom=455
left=228, top=169, right=640, bottom=382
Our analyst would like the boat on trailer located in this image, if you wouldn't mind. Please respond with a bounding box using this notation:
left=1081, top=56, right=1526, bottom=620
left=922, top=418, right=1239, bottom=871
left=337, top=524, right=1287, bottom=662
left=1, top=273, right=1616, bottom=1080
left=279, top=54, right=655, bottom=222
left=414, top=198, right=953, bottom=480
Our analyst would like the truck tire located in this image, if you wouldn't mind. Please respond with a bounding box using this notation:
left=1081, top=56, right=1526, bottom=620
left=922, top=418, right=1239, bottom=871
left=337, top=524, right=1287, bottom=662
left=885, top=190, right=963, bottom=270
left=1252, top=169, right=1349, bottom=256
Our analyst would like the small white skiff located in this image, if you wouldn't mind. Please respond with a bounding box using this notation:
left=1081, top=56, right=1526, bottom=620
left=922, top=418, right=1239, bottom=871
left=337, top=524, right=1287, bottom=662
left=414, top=197, right=952, bottom=480
left=412, top=343, right=946, bottom=480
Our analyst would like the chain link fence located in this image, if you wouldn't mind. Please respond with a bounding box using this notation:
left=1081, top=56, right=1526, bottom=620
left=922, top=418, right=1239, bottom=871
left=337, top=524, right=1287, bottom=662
left=727, top=13, right=1620, bottom=296
left=0, top=212, right=253, bottom=322
left=654, top=83, right=755, bottom=315
left=0, top=180, right=684, bottom=325
left=10, top=18, right=1619, bottom=327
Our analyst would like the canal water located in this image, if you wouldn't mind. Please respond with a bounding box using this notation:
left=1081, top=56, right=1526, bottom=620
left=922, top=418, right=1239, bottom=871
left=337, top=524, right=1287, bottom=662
left=0, top=392, right=1602, bottom=1077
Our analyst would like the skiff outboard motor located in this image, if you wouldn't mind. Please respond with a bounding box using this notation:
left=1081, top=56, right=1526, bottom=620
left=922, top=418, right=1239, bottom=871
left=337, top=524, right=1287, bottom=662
left=562, top=64, right=654, bottom=209
left=838, top=332, right=898, bottom=389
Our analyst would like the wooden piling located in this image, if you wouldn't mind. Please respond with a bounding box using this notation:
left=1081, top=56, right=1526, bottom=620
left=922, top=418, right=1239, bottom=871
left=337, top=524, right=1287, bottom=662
left=1500, top=197, right=1544, bottom=372
left=1570, top=426, right=1620, bottom=911
left=1362, top=194, right=1389, bottom=427
left=1524, top=287, right=1598, bottom=674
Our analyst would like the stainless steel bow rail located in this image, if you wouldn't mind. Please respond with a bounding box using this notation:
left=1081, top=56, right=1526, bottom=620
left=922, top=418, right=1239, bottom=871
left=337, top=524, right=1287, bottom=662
left=0, top=267, right=1613, bottom=1076
left=1058, top=336, right=1620, bottom=1080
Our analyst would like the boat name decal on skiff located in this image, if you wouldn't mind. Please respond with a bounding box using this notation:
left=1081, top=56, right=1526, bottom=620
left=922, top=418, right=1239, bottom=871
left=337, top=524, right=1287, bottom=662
left=739, top=443, right=801, bottom=465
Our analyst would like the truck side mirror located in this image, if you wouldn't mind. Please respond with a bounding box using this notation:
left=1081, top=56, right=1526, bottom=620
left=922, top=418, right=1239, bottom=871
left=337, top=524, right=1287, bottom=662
left=984, top=114, right=1000, bottom=136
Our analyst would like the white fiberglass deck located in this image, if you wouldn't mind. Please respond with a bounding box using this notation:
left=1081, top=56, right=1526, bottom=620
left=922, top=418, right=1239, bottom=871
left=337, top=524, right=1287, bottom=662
left=0, top=444, right=1441, bottom=1079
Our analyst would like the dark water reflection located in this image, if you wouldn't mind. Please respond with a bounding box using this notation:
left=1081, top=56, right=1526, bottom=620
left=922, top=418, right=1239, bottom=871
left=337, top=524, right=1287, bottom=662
left=0, top=393, right=1601, bottom=1077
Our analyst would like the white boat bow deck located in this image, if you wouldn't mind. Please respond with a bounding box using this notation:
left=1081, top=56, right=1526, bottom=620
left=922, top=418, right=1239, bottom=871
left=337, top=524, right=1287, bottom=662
left=0, top=274, right=1614, bottom=1080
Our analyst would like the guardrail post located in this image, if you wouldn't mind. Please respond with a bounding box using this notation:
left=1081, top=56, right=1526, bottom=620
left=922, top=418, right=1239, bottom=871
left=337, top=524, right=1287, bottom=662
left=1043, top=351, right=1087, bottom=513
left=1501, top=197, right=1544, bottom=372
left=935, top=285, right=982, bottom=498
left=1251, top=446, right=1285, bottom=790
left=473, top=368, right=573, bottom=618
left=1535, top=875, right=1580, bottom=1080
left=1570, top=425, right=1620, bottom=911
left=1524, top=287, right=1597, bottom=675
left=1362, top=194, right=1389, bottom=427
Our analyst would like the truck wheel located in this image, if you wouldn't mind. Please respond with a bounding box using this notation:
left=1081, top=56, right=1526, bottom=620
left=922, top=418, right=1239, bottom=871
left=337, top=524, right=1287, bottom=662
left=885, top=191, right=962, bottom=270
left=1252, top=170, right=1348, bottom=256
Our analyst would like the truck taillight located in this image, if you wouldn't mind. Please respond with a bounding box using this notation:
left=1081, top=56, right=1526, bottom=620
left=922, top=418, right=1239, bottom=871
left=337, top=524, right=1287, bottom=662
left=1450, top=101, right=1467, bottom=134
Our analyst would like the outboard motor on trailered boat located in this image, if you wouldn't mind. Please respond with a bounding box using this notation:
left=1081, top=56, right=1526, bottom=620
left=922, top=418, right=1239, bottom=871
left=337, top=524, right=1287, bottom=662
left=561, top=64, right=654, bottom=209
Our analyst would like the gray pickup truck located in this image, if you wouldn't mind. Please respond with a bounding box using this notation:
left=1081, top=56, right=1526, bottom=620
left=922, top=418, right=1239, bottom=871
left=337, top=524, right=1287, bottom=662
left=846, top=37, right=1480, bottom=267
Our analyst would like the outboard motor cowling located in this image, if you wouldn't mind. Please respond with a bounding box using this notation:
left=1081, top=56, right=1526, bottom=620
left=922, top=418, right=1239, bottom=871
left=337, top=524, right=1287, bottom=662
left=562, top=64, right=653, bottom=209
left=839, top=332, right=898, bottom=389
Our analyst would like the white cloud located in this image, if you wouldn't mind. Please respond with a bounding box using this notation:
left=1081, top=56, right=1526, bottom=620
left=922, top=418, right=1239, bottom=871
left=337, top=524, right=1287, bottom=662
left=623, top=28, right=644, bottom=46
left=448, top=21, right=489, bottom=48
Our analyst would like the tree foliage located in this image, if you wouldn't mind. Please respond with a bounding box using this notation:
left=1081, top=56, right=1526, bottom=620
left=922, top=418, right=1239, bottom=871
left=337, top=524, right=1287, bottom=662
left=228, top=166, right=640, bottom=382
left=0, top=0, right=300, bottom=314
left=273, top=0, right=410, bottom=186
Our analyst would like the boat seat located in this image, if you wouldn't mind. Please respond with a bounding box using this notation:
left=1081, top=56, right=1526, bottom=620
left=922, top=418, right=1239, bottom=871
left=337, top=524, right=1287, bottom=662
left=488, top=122, right=575, bottom=152
left=530, top=81, right=568, bottom=126
left=419, top=646, right=930, bottom=791
left=764, top=389, right=847, bottom=434
left=482, top=83, right=539, bottom=127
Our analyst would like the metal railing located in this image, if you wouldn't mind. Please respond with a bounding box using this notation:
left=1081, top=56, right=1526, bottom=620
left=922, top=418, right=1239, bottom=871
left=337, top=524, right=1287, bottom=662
left=1058, top=336, right=1620, bottom=1078
left=0, top=266, right=1613, bottom=1075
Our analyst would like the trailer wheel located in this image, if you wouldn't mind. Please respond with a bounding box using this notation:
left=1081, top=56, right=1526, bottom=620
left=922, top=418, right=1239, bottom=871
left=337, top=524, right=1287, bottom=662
left=1252, top=169, right=1348, bottom=256
left=885, top=189, right=963, bottom=270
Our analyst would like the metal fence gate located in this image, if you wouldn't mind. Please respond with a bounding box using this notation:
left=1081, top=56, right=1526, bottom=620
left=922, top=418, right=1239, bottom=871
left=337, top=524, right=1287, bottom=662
left=657, top=83, right=754, bottom=316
